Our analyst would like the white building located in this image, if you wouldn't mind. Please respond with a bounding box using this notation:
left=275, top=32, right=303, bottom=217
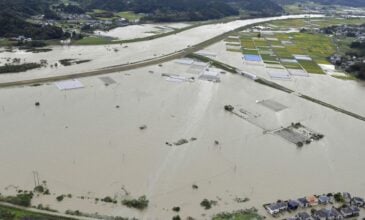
left=199, top=68, right=220, bottom=82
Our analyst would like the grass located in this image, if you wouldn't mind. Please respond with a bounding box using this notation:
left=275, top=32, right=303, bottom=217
left=331, top=74, right=356, bottom=80
left=73, top=37, right=112, bottom=45
left=241, top=39, right=256, bottom=49
left=0, top=39, right=12, bottom=47
left=0, top=204, right=75, bottom=220
left=282, top=62, right=303, bottom=70
left=243, top=49, right=259, bottom=55
left=116, top=11, right=143, bottom=21
left=298, top=60, right=325, bottom=74
left=260, top=54, right=278, bottom=62
left=272, top=47, right=293, bottom=59
left=268, top=17, right=365, bottom=29
left=213, top=209, right=263, bottom=220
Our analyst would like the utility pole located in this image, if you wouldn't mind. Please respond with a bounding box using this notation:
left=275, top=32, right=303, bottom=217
left=32, top=171, right=40, bottom=187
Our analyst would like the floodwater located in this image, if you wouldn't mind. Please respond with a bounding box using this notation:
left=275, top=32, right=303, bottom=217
left=2, top=14, right=365, bottom=219
left=95, top=23, right=191, bottom=40
left=0, top=60, right=365, bottom=219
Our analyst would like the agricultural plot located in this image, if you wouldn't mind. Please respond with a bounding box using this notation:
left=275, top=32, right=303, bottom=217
left=225, top=31, right=336, bottom=76
left=267, top=17, right=365, bottom=29
left=298, top=60, right=325, bottom=74
left=241, top=39, right=256, bottom=49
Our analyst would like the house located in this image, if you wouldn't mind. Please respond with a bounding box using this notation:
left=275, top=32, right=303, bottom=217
left=298, top=197, right=309, bottom=208
left=296, top=212, right=312, bottom=220
left=312, top=209, right=327, bottom=220
left=313, top=208, right=343, bottom=220
left=199, top=68, right=220, bottom=82
left=326, top=208, right=343, bottom=220
left=318, top=195, right=330, bottom=205
left=340, top=206, right=360, bottom=218
left=351, top=197, right=365, bottom=207
left=266, top=201, right=287, bottom=215
left=307, top=195, right=319, bottom=206
left=288, top=200, right=300, bottom=210
left=350, top=206, right=360, bottom=216
left=340, top=207, right=353, bottom=218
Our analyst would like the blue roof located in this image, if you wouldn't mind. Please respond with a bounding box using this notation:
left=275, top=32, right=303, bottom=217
left=243, top=54, right=262, bottom=62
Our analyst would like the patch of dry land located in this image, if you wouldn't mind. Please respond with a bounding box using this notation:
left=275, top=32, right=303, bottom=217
left=1, top=15, right=365, bottom=220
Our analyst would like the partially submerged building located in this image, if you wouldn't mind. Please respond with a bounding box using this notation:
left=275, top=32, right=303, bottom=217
left=199, top=68, right=220, bottom=82
left=265, top=201, right=287, bottom=215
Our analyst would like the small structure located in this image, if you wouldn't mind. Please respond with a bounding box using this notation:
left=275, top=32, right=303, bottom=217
left=314, top=208, right=343, bottom=220
left=318, top=195, right=330, bottom=205
left=326, top=208, right=343, bottom=220
left=296, top=212, right=312, bottom=220
left=307, top=195, right=318, bottom=206
left=312, top=209, right=327, bottom=220
left=298, top=197, right=309, bottom=208
left=351, top=197, right=365, bottom=207
left=340, top=206, right=360, bottom=218
left=239, top=71, right=258, bottom=80
left=199, top=68, right=220, bottom=82
left=265, top=201, right=287, bottom=215
left=55, top=79, right=84, bottom=91
left=288, top=200, right=300, bottom=210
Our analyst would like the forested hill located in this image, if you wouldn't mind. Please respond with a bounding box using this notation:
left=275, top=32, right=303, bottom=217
left=274, top=0, right=365, bottom=7
left=0, top=0, right=284, bottom=39
left=78, top=0, right=283, bottom=21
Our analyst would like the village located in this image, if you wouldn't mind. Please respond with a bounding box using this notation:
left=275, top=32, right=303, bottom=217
left=264, top=192, right=365, bottom=219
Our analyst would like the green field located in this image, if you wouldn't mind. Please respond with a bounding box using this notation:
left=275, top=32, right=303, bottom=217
left=116, top=11, right=143, bottom=21
left=268, top=17, right=365, bottom=29
left=232, top=29, right=337, bottom=74
left=73, top=36, right=112, bottom=45
left=241, top=39, right=256, bottom=49
left=298, top=60, right=325, bottom=74
left=0, top=204, right=74, bottom=220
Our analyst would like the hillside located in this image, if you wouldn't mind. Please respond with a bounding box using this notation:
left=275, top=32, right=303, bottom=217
left=0, top=0, right=284, bottom=39
left=275, top=0, right=365, bottom=7
left=79, top=0, right=283, bottom=21
left=0, top=12, right=64, bottom=40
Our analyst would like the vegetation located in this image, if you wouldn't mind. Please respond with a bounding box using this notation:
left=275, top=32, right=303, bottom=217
left=56, top=195, right=64, bottom=202
left=275, top=0, right=365, bottom=8
left=101, top=196, right=117, bottom=203
left=334, top=192, right=345, bottom=203
left=0, top=204, right=75, bottom=220
left=122, top=195, right=149, bottom=210
left=172, top=206, right=180, bottom=212
left=0, top=63, right=42, bottom=74
left=200, top=199, right=217, bottom=210
left=0, top=192, right=33, bottom=207
left=213, top=208, right=263, bottom=220
left=0, top=12, right=64, bottom=40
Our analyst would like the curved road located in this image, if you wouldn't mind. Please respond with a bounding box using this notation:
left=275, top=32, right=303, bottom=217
left=0, top=14, right=323, bottom=88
